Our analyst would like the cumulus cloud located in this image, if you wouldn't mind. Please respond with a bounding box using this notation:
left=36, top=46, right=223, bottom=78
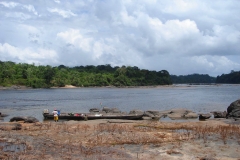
left=0, top=43, right=59, bottom=65
left=0, top=0, right=240, bottom=76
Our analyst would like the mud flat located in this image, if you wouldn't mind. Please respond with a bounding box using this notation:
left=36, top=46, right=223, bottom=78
left=1, top=118, right=240, bottom=159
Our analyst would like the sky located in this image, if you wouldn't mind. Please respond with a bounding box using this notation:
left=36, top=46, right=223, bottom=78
left=0, top=0, right=240, bottom=77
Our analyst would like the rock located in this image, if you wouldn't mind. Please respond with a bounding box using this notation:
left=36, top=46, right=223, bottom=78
left=111, top=108, right=121, bottom=113
left=24, top=117, right=39, bottom=123
left=184, top=112, right=198, bottom=118
left=102, top=107, right=112, bottom=113
left=144, top=110, right=164, bottom=118
left=227, top=99, right=240, bottom=118
left=101, top=107, right=122, bottom=114
left=89, top=108, right=100, bottom=113
left=211, top=111, right=227, bottom=118
left=0, top=122, right=22, bottom=130
left=10, top=116, right=39, bottom=123
left=168, top=113, right=185, bottom=119
left=129, top=110, right=144, bottom=115
left=199, top=113, right=212, bottom=120
left=169, top=108, right=191, bottom=114
left=167, top=108, right=195, bottom=120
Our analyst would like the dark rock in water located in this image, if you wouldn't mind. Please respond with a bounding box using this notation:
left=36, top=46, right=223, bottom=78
left=129, top=110, right=144, bottom=115
left=211, top=111, right=227, bottom=118
left=10, top=116, right=39, bottom=123
left=89, top=108, right=100, bottom=113
left=199, top=113, right=212, bottom=120
left=227, top=99, right=240, bottom=118
left=0, top=123, right=22, bottom=130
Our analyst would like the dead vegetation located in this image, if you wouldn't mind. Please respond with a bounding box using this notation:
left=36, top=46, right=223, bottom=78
left=0, top=120, right=240, bottom=159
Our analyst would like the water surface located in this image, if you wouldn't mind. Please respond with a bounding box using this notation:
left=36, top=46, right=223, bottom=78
left=0, top=84, right=239, bottom=122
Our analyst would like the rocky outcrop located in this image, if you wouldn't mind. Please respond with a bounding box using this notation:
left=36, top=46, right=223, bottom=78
left=227, top=99, right=240, bottom=118
left=101, top=107, right=122, bottom=113
left=129, top=110, right=144, bottom=115
left=167, top=109, right=197, bottom=120
left=199, top=113, right=212, bottom=120
left=211, top=111, right=227, bottom=118
left=184, top=112, right=198, bottom=118
left=0, top=122, right=22, bottom=130
left=10, top=116, right=39, bottom=123
left=144, top=110, right=165, bottom=119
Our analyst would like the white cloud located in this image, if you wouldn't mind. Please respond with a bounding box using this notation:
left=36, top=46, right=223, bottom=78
left=0, top=1, right=38, bottom=15
left=48, top=8, right=77, bottom=18
left=0, top=1, right=18, bottom=8
left=53, top=0, right=61, bottom=4
left=57, top=29, right=93, bottom=52
left=23, top=5, right=38, bottom=15
left=1, top=0, right=240, bottom=76
left=0, top=43, right=59, bottom=65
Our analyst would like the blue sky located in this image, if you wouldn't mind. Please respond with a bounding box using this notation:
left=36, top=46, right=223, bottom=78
left=0, top=0, right=240, bottom=76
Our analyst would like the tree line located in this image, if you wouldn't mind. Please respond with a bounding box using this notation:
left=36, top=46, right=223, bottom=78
left=0, top=61, right=172, bottom=88
left=215, top=70, right=240, bottom=84
left=171, top=74, right=216, bottom=84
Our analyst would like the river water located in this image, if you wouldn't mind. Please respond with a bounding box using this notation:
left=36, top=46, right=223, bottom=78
left=0, top=84, right=239, bottom=122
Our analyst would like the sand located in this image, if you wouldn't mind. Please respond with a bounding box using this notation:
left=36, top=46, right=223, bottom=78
left=1, top=118, right=240, bottom=159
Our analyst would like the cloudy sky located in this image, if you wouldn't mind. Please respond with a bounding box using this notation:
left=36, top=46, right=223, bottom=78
left=0, top=0, right=240, bottom=76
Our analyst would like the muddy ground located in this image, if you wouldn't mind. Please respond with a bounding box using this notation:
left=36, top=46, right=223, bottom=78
left=1, top=118, right=240, bottom=160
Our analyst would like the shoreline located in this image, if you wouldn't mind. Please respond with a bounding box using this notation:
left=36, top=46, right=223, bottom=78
left=1, top=83, right=238, bottom=90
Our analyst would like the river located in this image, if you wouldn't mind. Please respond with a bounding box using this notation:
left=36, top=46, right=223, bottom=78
left=0, top=84, right=239, bottom=122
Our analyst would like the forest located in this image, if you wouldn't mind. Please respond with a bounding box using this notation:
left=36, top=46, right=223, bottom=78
left=170, top=74, right=216, bottom=84
left=0, top=61, right=172, bottom=88
left=1, top=61, right=239, bottom=88
left=215, top=71, right=240, bottom=84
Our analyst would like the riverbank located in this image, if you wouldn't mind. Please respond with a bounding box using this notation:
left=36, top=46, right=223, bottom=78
left=1, top=118, right=240, bottom=159
left=1, top=83, right=227, bottom=90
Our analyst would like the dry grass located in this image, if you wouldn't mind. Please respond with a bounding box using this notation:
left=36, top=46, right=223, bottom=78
left=0, top=120, right=240, bottom=159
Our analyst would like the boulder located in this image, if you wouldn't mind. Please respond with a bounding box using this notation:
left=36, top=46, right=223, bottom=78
left=227, top=99, right=240, bottom=118
left=102, top=107, right=111, bottom=113
left=0, top=122, right=22, bottom=130
left=167, top=108, right=195, bottom=120
left=10, top=116, right=39, bottom=123
left=184, top=112, right=198, bottom=118
left=144, top=110, right=162, bottom=117
left=170, top=108, right=192, bottom=115
left=199, top=113, right=212, bottom=120
left=111, top=108, right=121, bottom=113
left=101, top=107, right=122, bottom=114
left=211, top=111, right=227, bottom=118
left=129, top=110, right=144, bottom=115
left=168, top=113, right=185, bottom=119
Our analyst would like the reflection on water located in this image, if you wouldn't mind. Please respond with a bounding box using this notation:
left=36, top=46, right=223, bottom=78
left=0, top=84, right=240, bottom=122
